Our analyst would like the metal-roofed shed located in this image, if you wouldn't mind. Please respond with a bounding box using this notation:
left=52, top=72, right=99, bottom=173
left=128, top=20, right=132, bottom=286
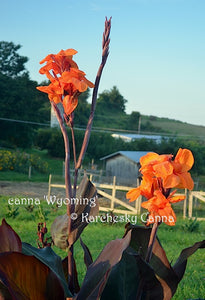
left=100, top=151, right=149, bottom=185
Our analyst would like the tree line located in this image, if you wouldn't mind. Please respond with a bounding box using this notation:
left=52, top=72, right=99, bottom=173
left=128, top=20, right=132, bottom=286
left=0, top=41, right=133, bottom=147
left=35, top=127, right=205, bottom=176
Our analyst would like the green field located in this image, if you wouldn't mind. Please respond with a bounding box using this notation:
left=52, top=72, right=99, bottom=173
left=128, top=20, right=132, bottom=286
left=141, top=115, right=205, bottom=139
left=93, top=111, right=205, bottom=140
left=0, top=195, right=204, bottom=300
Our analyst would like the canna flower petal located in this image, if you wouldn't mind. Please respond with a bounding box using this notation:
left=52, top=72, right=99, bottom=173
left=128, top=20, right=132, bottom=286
left=140, top=152, right=173, bottom=177
left=152, top=161, right=173, bottom=178
left=126, top=187, right=141, bottom=203
left=178, top=172, right=194, bottom=190
left=163, top=173, right=181, bottom=189
left=126, top=175, right=158, bottom=202
left=163, top=149, right=194, bottom=190
left=63, top=95, right=78, bottom=116
left=169, top=195, right=186, bottom=203
left=140, top=152, right=159, bottom=166
left=174, top=148, right=194, bottom=172
left=37, top=81, right=63, bottom=104
left=39, top=49, right=77, bottom=65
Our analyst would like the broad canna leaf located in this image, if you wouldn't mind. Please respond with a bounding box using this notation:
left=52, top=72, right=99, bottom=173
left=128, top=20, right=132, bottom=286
left=80, top=237, right=93, bottom=269
left=75, top=230, right=131, bottom=300
left=22, top=242, right=72, bottom=297
left=0, top=252, right=65, bottom=300
left=51, top=175, right=98, bottom=249
left=69, top=175, right=99, bottom=247
left=124, top=223, right=152, bottom=258
left=0, top=279, right=12, bottom=300
left=101, top=248, right=164, bottom=300
left=173, top=239, right=205, bottom=282
left=50, top=214, right=68, bottom=250
left=0, top=219, right=22, bottom=253
left=102, top=224, right=205, bottom=300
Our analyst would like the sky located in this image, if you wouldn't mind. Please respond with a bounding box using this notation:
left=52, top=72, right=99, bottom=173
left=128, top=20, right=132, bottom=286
left=1, top=0, right=205, bottom=126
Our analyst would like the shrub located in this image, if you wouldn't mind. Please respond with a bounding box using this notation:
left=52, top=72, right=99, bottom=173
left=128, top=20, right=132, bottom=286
left=0, top=150, right=48, bottom=173
left=35, top=128, right=126, bottom=160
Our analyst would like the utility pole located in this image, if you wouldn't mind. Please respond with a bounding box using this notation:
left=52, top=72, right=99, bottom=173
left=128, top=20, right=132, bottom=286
left=138, top=116, right=141, bottom=134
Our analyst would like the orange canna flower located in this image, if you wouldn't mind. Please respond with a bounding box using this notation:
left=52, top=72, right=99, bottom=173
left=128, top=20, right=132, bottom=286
left=138, top=149, right=194, bottom=191
left=141, top=190, right=185, bottom=226
left=39, top=49, right=79, bottom=80
left=37, top=48, right=94, bottom=116
left=126, top=149, right=194, bottom=226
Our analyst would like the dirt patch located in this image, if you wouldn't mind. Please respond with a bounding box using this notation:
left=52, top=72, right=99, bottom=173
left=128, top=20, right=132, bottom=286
left=0, top=181, right=66, bottom=199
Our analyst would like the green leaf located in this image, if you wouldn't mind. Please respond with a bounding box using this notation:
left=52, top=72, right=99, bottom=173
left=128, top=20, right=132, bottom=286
left=0, top=218, right=22, bottom=253
left=0, top=252, right=65, bottom=300
left=22, top=242, right=72, bottom=297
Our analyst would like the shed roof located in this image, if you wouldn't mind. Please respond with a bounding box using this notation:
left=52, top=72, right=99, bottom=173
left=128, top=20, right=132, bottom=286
left=112, top=133, right=163, bottom=141
left=100, top=151, right=150, bottom=163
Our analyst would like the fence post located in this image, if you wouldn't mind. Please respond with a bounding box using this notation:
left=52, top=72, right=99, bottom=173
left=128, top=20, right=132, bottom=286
left=188, top=191, right=193, bottom=218
left=62, top=162, right=65, bottom=177
left=135, top=178, right=141, bottom=214
left=28, top=165, right=32, bottom=179
left=48, top=174, right=52, bottom=200
left=183, top=189, right=187, bottom=219
left=111, top=176, right=116, bottom=210
left=137, top=195, right=142, bottom=215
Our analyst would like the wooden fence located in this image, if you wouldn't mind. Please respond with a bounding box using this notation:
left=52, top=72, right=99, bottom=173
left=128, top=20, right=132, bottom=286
left=48, top=174, right=201, bottom=218
left=48, top=174, right=141, bottom=215
left=187, top=191, right=205, bottom=221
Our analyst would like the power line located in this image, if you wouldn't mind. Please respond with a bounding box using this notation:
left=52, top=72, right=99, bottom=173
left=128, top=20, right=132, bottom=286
left=0, top=117, right=49, bottom=126
left=0, top=116, right=204, bottom=141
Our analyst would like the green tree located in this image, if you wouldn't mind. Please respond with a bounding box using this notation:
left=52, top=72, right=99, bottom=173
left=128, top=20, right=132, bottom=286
left=0, top=42, right=50, bottom=147
left=96, top=86, right=127, bottom=113
left=0, top=41, right=28, bottom=78
left=128, top=111, right=141, bottom=130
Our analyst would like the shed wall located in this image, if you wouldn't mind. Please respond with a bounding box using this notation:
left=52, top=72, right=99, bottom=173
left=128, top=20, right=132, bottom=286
left=106, top=155, right=139, bottom=185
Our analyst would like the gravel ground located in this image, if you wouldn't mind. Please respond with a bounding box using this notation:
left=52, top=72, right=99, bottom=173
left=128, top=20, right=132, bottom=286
left=0, top=181, right=66, bottom=199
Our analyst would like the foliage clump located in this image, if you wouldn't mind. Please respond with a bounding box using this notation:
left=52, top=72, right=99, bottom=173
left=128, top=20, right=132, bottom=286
left=0, top=149, right=48, bottom=173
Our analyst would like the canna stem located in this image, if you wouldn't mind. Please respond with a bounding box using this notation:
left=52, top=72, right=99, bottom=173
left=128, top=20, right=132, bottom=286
left=136, top=222, right=159, bottom=300
left=76, top=17, right=111, bottom=171
left=51, top=102, right=74, bottom=291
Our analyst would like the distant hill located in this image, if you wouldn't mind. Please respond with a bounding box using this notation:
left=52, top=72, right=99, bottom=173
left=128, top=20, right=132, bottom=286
left=92, top=112, right=205, bottom=141
left=141, top=115, right=205, bottom=140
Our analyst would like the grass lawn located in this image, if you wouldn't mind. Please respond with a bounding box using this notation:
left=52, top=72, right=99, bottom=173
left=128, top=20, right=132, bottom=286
left=0, top=195, right=204, bottom=299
